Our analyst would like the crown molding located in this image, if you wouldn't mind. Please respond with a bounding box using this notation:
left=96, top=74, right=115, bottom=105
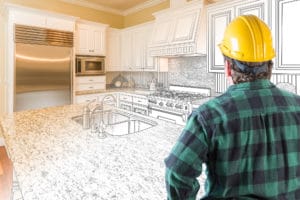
left=60, top=0, right=168, bottom=16
left=123, top=0, right=168, bottom=16
left=60, top=0, right=121, bottom=15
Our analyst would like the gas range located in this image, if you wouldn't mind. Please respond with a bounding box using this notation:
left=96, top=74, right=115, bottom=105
left=147, top=85, right=211, bottom=125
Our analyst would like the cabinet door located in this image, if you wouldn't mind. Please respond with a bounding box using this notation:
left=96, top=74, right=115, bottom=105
left=131, top=24, right=156, bottom=71
left=75, top=94, right=98, bottom=104
left=106, top=29, right=122, bottom=71
left=131, top=28, right=145, bottom=70
left=274, top=0, right=300, bottom=72
left=91, top=27, right=106, bottom=56
left=151, top=19, right=173, bottom=46
left=236, top=0, right=268, bottom=21
left=208, top=8, right=234, bottom=72
left=171, top=11, right=199, bottom=43
left=76, top=24, right=106, bottom=56
left=76, top=24, right=90, bottom=55
left=144, top=24, right=156, bottom=71
left=120, top=30, right=132, bottom=71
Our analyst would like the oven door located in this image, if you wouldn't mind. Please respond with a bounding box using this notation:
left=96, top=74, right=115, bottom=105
left=149, top=107, right=186, bottom=125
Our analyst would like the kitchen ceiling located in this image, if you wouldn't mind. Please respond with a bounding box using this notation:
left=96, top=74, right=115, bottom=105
left=61, top=0, right=223, bottom=15
left=83, top=0, right=150, bottom=11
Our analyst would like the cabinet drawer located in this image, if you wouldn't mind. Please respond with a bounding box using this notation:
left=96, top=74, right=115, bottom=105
left=75, top=83, right=105, bottom=91
left=76, top=76, right=106, bottom=84
left=132, top=96, right=148, bottom=105
left=119, top=94, right=132, bottom=102
left=75, top=94, right=98, bottom=104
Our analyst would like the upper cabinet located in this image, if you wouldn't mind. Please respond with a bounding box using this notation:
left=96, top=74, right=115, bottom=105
left=130, top=23, right=156, bottom=71
left=7, top=5, right=76, bottom=32
left=76, top=21, right=108, bottom=56
left=149, top=1, right=206, bottom=56
left=207, top=0, right=270, bottom=72
left=272, top=0, right=300, bottom=73
left=106, top=28, right=122, bottom=71
left=106, top=22, right=157, bottom=72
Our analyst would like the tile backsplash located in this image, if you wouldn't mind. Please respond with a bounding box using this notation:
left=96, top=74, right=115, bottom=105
left=106, top=56, right=216, bottom=94
left=168, top=56, right=216, bottom=95
left=106, top=71, right=162, bottom=89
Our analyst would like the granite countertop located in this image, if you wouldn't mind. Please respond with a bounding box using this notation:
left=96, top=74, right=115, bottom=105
left=0, top=104, right=206, bottom=200
left=75, top=88, right=155, bottom=96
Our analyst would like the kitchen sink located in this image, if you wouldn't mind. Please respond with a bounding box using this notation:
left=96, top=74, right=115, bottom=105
left=71, top=109, right=157, bottom=136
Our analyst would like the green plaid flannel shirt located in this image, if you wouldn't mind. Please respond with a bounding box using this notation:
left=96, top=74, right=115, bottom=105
left=165, top=79, right=300, bottom=200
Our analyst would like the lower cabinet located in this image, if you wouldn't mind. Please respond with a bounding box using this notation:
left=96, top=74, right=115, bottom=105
left=132, top=95, right=149, bottom=116
left=75, top=76, right=106, bottom=92
left=74, top=94, right=98, bottom=104
left=118, top=93, right=149, bottom=115
left=75, top=93, right=118, bottom=105
left=119, top=93, right=133, bottom=111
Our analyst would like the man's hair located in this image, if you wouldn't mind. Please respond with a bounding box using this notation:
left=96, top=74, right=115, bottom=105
left=224, top=56, right=273, bottom=84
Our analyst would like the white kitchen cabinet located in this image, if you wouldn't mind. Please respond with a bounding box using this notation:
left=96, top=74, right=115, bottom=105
left=120, top=30, right=132, bottom=71
left=75, top=94, right=98, bottom=104
left=272, top=0, right=300, bottom=73
left=207, top=0, right=270, bottom=72
left=119, top=93, right=133, bottom=111
left=75, top=75, right=106, bottom=92
left=149, top=1, right=205, bottom=56
left=119, top=23, right=156, bottom=72
left=151, top=18, right=173, bottom=47
left=131, top=23, right=156, bottom=71
left=106, top=28, right=122, bottom=71
left=8, top=6, right=76, bottom=32
left=118, top=92, right=149, bottom=115
left=107, top=23, right=157, bottom=72
left=76, top=21, right=108, bottom=56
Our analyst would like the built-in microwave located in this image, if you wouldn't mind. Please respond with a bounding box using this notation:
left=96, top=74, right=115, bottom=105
left=76, top=55, right=105, bottom=76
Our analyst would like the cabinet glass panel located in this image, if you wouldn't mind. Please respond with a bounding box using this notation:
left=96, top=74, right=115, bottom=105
left=278, top=0, right=300, bottom=69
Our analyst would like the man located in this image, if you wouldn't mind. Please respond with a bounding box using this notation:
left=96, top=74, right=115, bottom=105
left=165, top=15, right=300, bottom=199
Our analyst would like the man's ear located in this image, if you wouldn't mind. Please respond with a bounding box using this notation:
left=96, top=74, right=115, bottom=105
left=225, top=59, right=232, bottom=77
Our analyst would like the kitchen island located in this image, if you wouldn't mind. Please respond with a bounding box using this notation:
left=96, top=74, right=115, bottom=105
left=0, top=104, right=206, bottom=200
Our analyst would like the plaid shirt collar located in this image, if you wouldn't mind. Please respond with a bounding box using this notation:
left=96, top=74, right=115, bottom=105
left=227, top=79, right=275, bottom=92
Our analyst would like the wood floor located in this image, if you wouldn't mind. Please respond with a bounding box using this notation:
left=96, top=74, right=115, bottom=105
left=0, top=146, right=13, bottom=200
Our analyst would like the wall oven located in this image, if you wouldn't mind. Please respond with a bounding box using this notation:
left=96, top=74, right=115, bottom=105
left=76, top=55, right=105, bottom=76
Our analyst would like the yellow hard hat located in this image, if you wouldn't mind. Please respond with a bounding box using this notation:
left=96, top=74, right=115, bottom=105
left=218, top=15, right=275, bottom=62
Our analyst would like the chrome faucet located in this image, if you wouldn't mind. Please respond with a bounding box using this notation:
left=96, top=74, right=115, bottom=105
left=101, top=94, right=117, bottom=108
left=82, top=99, right=96, bottom=129
left=82, top=94, right=117, bottom=138
left=90, top=104, right=105, bottom=137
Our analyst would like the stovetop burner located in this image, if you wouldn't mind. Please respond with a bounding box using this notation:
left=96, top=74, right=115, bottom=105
left=150, top=90, right=207, bottom=101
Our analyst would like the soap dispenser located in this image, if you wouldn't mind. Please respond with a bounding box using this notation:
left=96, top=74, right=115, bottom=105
left=150, top=78, right=156, bottom=91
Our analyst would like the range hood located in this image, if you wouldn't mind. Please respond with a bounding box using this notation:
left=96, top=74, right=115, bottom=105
left=149, top=0, right=207, bottom=57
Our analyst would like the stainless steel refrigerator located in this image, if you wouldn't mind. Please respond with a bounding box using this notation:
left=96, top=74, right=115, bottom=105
left=14, top=25, right=73, bottom=111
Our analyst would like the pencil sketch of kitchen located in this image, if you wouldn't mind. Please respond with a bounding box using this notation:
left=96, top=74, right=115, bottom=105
left=1, top=0, right=300, bottom=200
